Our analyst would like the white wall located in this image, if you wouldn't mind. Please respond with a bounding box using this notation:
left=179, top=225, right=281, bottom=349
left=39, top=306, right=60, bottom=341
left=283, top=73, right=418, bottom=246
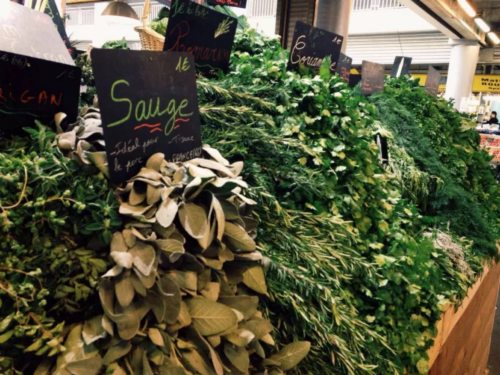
left=349, top=7, right=436, bottom=35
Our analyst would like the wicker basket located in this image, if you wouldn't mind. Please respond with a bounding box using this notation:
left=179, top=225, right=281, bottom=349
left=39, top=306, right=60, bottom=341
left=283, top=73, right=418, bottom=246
left=134, top=0, right=165, bottom=51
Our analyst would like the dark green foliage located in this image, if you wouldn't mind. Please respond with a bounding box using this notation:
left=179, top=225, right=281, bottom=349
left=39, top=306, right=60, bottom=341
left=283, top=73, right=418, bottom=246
left=199, top=30, right=473, bottom=375
left=372, top=77, right=500, bottom=259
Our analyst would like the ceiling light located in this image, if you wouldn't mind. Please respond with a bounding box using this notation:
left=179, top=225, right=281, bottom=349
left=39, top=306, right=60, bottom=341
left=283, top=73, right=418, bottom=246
left=458, top=0, right=477, bottom=17
left=475, top=18, right=491, bottom=33
left=102, top=0, right=139, bottom=20
left=488, top=32, right=500, bottom=45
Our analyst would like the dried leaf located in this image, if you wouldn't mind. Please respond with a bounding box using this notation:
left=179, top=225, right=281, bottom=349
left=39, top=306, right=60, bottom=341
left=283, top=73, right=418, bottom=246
left=158, top=276, right=182, bottom=324
left=185, top=299, right=238, bottom=336
left=224, top=222, right=256, bottom=252
left=200, top=282, right=220, bottom=302
left=111, top=252, right=133, bottom=269
left=111, top=232, right=128, bottom=253
left=212, top=197, right=226, bottom=241
left=66, top=356, right=103, bottom=375
left=168, top=271, right=197, bottom=292
left=146, top=153, right=165, bottom=171
left=102, top=265, right=123, bottom=278
left=149, top=328, right=165, bottom=347
left=147, top=185, right=164, bottom=205
left=103, top=341, right=132, bottom=366
left=179, top=202, right=208, bottom=239
left=224, top=329, right=255, bottom=347
left=239, top=318, right=273, bottom=340
left=128, top=242, right=156, bottom=276
left=115, top=271, right=135, bottom=307
left=156, top=239, right=185, bottom=262
left=218, top=296, right=259, bottom=320
left=268, top=342, right=311, bottom=371
left=202, top=145, right=230, bottom=166
left=156, top=198, right=178, bottom=228
left=82, top=315, right=107, bottom=345
left=224, top=343, right=249, bottom=373
left=242, top=266, right=268, bottom=295
left=119, top=203, right=153, bottom=217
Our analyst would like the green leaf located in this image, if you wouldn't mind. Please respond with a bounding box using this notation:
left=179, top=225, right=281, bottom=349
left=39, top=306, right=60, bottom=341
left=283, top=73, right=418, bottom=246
left=0, top=330, right=14, bottom=344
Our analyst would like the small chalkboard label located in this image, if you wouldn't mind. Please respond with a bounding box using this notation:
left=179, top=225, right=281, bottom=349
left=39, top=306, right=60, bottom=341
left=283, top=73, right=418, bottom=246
left=288, top=21, right=344, bottom=74
left=361, top=60, right=385, bottom=95
left=337, top=53, right=352, bottom=83
left=390, top=56, right=412, bottom=78
left=0, top=51, right=81, bottom=135
left=0, top=2, right=74, bottom=65
left=425, top=66, right=441, bottom=97
left=207, top=0, right=247, bottom=8
left=164, top=0, right=237, bottom=77
left=91, top=49, right=202, bottom=184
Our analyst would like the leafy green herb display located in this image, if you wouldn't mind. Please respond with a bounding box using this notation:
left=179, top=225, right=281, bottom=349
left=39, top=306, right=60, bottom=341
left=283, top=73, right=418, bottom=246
left=1, top=20, right=498, bottom=375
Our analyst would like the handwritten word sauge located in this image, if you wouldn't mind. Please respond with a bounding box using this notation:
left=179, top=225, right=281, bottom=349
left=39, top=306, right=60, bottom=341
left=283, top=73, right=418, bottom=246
left=108, top=79, right=193, bottom=136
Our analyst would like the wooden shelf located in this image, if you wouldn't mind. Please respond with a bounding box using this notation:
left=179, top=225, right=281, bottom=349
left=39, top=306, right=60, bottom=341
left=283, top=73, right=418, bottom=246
left=426, top=259, right=500, bottom=375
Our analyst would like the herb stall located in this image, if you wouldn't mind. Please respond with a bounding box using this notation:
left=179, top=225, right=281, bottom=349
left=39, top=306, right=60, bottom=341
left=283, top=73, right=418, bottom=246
left=1, top=4, right=500, bottom=375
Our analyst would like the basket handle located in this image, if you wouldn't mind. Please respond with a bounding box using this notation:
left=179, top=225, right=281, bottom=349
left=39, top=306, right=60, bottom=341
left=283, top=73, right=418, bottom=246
left=142, top=0, right=150, bottom=25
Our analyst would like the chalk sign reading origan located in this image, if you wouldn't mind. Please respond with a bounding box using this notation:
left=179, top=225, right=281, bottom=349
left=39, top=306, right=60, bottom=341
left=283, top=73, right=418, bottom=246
left=336, top=53, right=352, bottom=83
left=91, top=49, right=202, bottom=184
left=390, top=56, right=412, bottom=78
left=361, top=60, right=385, bottom=95
left=164, top=0, right=237, bottom=77
left=0, top=52, right=81, bottom=135
left=425, top=66, right=441, bottom=97
left=0, top=1, right=74, bottom=65
left=288, top=21, right=344, bottom=74
left=207, top=0, right=247, bottom=8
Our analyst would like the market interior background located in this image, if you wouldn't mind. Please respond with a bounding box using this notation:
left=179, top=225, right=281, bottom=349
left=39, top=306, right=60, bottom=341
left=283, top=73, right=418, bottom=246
left=64, top=0, right=500, bottom=116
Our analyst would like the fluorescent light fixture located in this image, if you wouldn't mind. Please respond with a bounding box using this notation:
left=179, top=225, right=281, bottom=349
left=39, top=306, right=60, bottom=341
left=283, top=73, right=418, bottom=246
left=458, top=0, right=477, bottom=17
left=475, top=18, right=491, bottom=33
left=488, top=32, right=500, bottom=45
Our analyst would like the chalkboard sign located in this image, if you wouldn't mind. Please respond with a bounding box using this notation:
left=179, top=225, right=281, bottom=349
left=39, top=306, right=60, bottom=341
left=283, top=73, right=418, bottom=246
left=207, top=0, right=247, bottom=8
left=0, top=1, right=74, bottom=65
left=337, top=53, right=352, bottom=83
left=288, top=21, right=343, bottom=75
left=0, top=51, right=81, bottom=135
left=164, top=0, right=237, bottom=77
left=44, top=0, right=76, bottom=59
left=361, top=61, right=385, bottom=95
left=91, top=49, right=202, bottom=184
left=349, top=74, right=361, bottom=88
left=390, top=56, right=412, bottom=78
left=425, top=66, right=441, bottom=97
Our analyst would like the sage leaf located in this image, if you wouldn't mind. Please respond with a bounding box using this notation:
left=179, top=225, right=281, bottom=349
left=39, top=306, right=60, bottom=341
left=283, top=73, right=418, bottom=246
left=66, top=355, right=103, bottom=375
left=242, top=266, right=268, bottom=295
left=224, top=343, right=250, bottom=372
left=268, top=342, right=311, bottom=371
left=224, top=222, right=256, bottom=252
left=185, top=299, right=238, bottom=336
left=179, top=202, right=208, bottom=239
left=103, top=341, right=132, bottom=366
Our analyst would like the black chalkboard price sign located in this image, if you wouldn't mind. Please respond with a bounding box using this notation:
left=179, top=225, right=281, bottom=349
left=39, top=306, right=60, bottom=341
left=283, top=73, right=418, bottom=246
left=288, top=21, right=344, bottom=74
left=0, top=1, right=74, bottom=65
left=207, top=0, right=247, bottom=8
left=361, top=60, right=385, bottom=96
left=0, top=52, right=81, bottom=136
left=91, top=49, right=203, bottom=184
left=164, top=0, right=237, bottom=77
left=336, top=53, right=352, bottom=83
left=390, top=56, right=412, bottom=78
